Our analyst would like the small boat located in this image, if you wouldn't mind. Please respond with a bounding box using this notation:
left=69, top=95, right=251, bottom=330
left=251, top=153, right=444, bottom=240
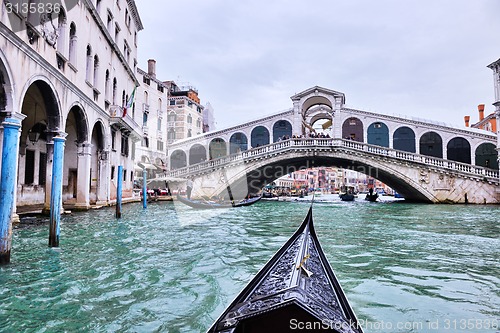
left=176, top=194, right=261, bottom=209
left=208, top=207, right=364, bottom=332
left=340, top=193, right=355, bottom=201
left=364, top=193, right=378, bottom=202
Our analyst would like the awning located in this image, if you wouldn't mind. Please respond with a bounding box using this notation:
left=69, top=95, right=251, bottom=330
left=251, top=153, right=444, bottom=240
left=148, top=176, right=187, bottom=184
left=154, top=164, right=168, bottom=171
left=138, top=162, right=157, bottom=170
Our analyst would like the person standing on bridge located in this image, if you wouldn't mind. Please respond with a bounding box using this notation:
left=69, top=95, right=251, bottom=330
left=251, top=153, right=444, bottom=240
left=186, top=178, right=194, bottom=199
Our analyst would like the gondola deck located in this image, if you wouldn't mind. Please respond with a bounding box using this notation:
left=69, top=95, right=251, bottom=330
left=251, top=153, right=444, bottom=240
left=208, top=207, right=363, bottom=333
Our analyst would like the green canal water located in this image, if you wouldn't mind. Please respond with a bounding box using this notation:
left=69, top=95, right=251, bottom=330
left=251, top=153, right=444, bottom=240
left=0, top=199, right=499, bottom=333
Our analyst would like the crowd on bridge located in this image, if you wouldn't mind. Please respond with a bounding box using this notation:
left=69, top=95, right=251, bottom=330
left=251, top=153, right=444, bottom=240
left=276, top=132, right=332, bottom=142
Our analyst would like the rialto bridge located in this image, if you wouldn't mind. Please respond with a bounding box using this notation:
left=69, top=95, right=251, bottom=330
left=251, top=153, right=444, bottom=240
left=165, top=86, right=500, bottom=204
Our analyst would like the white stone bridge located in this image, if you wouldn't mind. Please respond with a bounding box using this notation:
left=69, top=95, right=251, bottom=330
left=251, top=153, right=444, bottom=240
left=164, top=86, right=500, bottom=204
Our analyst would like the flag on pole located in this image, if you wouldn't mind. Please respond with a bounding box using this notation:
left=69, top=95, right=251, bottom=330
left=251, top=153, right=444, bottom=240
left=122, top=86, right=137, bottom=118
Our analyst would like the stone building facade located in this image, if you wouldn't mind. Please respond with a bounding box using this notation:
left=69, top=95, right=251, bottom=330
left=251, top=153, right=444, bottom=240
left=165, top=82, right=204, bottom=145
left=0, top=0, right=143, bottom=213
left=134, top=59, right=168, bottom=180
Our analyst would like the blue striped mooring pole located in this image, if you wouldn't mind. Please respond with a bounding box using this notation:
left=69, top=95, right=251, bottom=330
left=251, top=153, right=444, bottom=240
left=0, top=117, right=22, bottom=264
left=142, top=169, right=147, bottom=209
left=49, top=136, right=66, bottom=248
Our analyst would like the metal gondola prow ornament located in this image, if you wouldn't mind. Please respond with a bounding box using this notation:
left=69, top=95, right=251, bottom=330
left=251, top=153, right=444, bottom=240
left=208, top=207, right=364, bottom=333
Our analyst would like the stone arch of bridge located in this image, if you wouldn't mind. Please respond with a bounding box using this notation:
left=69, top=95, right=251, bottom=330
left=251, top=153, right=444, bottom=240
left=215, top=154, right=436, bottom=203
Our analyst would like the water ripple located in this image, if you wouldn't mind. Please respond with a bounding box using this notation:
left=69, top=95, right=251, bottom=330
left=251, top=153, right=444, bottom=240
left=0, top=201, right=498, bottom=332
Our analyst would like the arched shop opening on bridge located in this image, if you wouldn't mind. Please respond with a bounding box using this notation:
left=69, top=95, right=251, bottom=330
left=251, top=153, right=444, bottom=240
left=230, top=132, right=248, bottom=154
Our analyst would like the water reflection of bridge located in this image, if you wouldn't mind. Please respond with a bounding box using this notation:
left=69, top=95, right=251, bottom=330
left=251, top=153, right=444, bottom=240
left=165, top=86, right=499, bottom=204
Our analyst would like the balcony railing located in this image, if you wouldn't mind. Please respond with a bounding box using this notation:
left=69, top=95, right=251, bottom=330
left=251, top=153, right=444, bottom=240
left=109, top=105, right=141, bottom=137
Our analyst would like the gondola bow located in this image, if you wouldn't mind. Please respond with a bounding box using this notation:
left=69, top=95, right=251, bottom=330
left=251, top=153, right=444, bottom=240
left=208, top=207, right=364, bottom=333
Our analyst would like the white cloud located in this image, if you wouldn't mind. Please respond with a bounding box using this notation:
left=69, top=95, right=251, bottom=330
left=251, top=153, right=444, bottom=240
left=136, top=0, right=500, bottom=128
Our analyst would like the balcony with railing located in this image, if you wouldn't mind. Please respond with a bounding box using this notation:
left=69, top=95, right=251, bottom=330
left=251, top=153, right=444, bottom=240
left=109, top=105, right=141, bottom=138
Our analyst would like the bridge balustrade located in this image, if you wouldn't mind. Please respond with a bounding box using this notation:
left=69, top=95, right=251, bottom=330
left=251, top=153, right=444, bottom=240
left=163, top=138, right=499, bottom=180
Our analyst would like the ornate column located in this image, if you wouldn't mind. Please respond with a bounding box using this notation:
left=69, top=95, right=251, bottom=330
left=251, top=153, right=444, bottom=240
left=74, top=142, right=92, bottom=210
left=96, top=149, right=110, bottom=205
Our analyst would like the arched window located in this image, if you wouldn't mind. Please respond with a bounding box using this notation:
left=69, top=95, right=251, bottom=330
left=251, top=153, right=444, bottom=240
left=230, top=132, right=248, bottom=154
left=342, top=117, right=363, bottom=142
left=158, top=98, right=162, bottom=111
left=189, top=144, right=207, bottom=165
left=419, top=132, right=443, bottom=158
left=144, top=91, right=149, bottom=105
left=447, top=137, right=471, bottom=164
left=86, top=45, right=92, bottom=83
left=367, top=122, right=389, bottom=147
left=209, top=138, right=227, bottom=159
left=57, top=9, right=67, bottom=55
left=196, top=119, right=201, bottom=128
left=93, top=55, right=99, bottom=88
left=187, top=114, right=193, bottom=124
left=68, top=22, right=77, bottom=65
left=170, top=150, right=187, bottom=170
left=112, top=78, right=117, bottom=105
left=475, top=143, right=499, bottom=169
left=167, top=128, right=176, bottom=143
left=168, top=112, right=176, bottom=122
left=104, top=70, right=110, bottom=101
left=187, top=129, right=192, bottom=137
left=251, top=126, right=270, bottom=147
left=393, top=126, right=416, bottom=153
left=272, top=120, right=292, bottom=142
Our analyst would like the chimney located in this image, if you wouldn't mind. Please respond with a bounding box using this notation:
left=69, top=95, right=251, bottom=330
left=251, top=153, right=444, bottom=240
left=464, top=115, right=470, bottom=127
left=147, top=59, right=156, bottom=78
left=478, top=104, right=485, bottom=121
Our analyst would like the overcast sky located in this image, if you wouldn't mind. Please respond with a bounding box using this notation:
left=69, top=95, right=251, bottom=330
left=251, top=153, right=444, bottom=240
left=135, top=0, right=500, bottom=130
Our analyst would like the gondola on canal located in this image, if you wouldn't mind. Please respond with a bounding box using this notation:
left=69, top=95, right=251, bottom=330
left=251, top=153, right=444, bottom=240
left=207, top=206, right=363, bottom=333
left=364, top=189, right=378, bottom=202
left=176, top=194, right=262, bottom=209
left=339, top=192, right=355, bottom=202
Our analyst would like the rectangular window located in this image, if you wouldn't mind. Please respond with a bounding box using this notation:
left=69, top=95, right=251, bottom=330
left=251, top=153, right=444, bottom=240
left=157, top=140, right=164, bottom=151
left=111, top=166, right=115, bottom=180
left=39, top=152, right=47, bottom=185
left=121, top=136, right=129, bottom=156
left=123, top=169, right=127, bottom=181
left=25, top=150, right=35, bottom=184
left=157, top=118, right=162, bottom=131
left=169, top=100, right=175, bottom=105
left=157, top=84, right=164, bottom=93
left=111, top=130, right=116, bottom=150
